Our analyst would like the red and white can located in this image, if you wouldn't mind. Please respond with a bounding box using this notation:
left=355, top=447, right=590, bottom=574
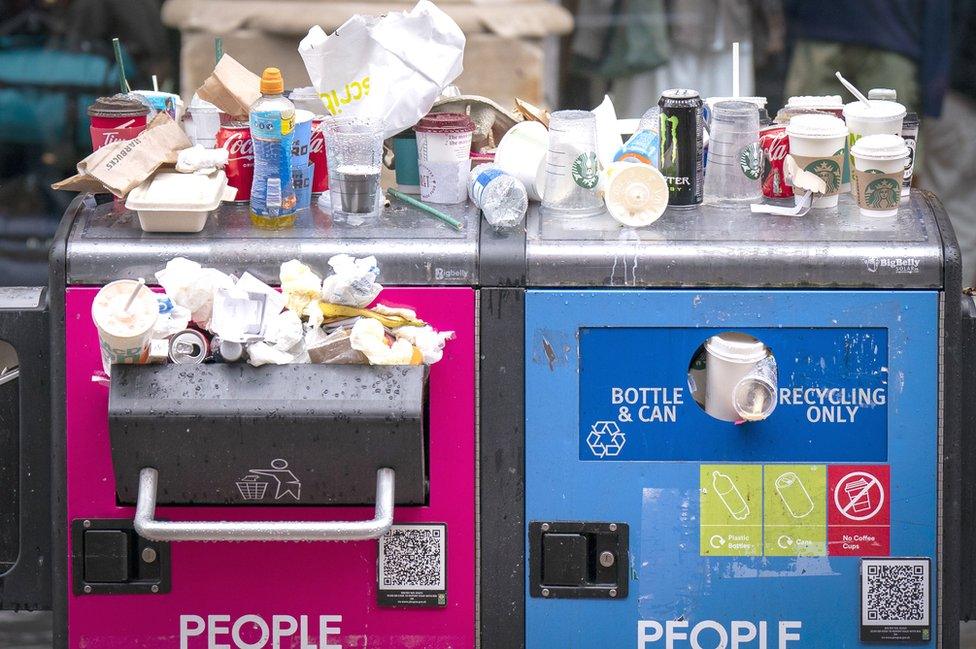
left=759, top=124, right=792, bottom=199
left=310, top=117, right=329, bottom=195
left=216, top=121, right=254, bottom=203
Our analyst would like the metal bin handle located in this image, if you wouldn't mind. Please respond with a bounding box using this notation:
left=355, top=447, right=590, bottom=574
left=134, top=467, right=395, bottom=542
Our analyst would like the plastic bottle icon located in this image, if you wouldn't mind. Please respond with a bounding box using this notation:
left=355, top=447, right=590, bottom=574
left=774, top=471, right=815, bottom=519
left=712, top=471, right=750, bottom=520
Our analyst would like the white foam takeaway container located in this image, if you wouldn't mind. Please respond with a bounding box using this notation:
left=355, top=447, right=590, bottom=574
left=125, top=170, right=236, bottom=233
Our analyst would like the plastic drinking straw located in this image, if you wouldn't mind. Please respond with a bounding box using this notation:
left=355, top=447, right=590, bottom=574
left=124, top=279, right=146, bottom=312
left=835, top=71, right=871, bottom=107
left=112, top=38, right=130, bottom=94
left=152, top=75, right=159, bottom=92
left=215, top=37, right=223, bottom=65
left=387, top=188, right=463, bottom=231
left=732, top=42, right=740, bottom=98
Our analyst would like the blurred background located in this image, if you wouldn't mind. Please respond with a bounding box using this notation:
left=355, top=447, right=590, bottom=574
left=0, top=0, right=974, bottom=645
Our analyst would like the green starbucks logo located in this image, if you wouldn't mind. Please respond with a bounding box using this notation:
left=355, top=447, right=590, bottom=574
left=739, top=142, right=762, bottom=180
left=572, top=152, right=600, bottom=189
left=804, top=158, right=841, bottom=193
left=865, top=175, right=901, bottom=209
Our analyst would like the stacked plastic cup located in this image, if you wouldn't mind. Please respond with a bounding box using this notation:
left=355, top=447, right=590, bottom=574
left=322, top=117, right=383, bottom=224
left=540, top=110, right=604, bottom=218
left=702, top=101, right=762, bottom=204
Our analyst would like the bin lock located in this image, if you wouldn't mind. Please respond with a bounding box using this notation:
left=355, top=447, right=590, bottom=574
left=134, top=467, right=396, bottom=542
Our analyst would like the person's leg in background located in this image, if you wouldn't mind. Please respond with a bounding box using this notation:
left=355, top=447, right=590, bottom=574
left=919, top=90, right=976, bottom=286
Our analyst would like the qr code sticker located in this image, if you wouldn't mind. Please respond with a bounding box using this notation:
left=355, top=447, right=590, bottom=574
left=861, top=558, right=930, bottom=627
left=378, top=524, right=446, bottom=591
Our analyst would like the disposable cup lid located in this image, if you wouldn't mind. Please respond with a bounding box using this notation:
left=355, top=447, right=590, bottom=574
left=843, top=100, right=906, bottom=122
left=712, top=100, right=760, bottom=117
left=850, top=133, right=909, bottom=160
left=785, top=113, right=848, bottom=139
left=87, top=93, right=150, bottom=118
left=295, top=109, right=315, bottom=125
left=705, top=332, right=767, bottom=363
left=786, top=95, right=843, bottom=108
left=414, top=112, right=475, bottom=135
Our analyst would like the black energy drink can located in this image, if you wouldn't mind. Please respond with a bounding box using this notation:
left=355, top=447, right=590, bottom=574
left=658, top=89, right=704, bottom=206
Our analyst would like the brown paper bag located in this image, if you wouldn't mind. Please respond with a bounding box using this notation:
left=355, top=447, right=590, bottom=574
left=52, top=113, right=192, bottom=197
left=196, top=55, right=262, bottom=118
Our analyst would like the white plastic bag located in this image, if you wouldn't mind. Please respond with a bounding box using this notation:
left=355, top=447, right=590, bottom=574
left=299, top=0, right=465, bottom=139
left=321, top=254, right=382, bottom=307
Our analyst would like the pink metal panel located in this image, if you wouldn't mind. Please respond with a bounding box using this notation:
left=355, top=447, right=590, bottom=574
left=65, top=286, right=476, bottom=649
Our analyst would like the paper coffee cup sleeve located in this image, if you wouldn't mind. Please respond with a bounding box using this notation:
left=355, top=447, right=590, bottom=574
left=784, top=155, right=827, bottom=195
left=852, top=168, right=903, bottom=212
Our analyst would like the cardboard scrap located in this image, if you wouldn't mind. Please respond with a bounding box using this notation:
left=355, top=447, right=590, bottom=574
left=196, top=54, right=262, bottom=118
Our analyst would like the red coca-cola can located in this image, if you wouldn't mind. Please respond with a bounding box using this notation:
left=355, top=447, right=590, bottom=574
left=759, top=124, right=792, bottom=199
left=216, top=121, right=254, bottom=203
left=310, top=117, right=329, bottom=194
left=87, top=95, right=150, bottom=151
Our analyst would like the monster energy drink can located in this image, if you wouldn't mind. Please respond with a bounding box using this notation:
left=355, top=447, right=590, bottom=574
left=658, top=89, right=704, bottom=207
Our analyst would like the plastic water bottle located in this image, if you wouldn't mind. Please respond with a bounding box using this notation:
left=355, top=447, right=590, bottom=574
left=468, top=163, right=528, bottom=229
left=249, top=67, right=297, bottom=229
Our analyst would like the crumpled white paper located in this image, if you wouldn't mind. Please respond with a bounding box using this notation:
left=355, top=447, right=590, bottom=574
left=264, top=310, right=305, bottom=352
left=350, top=317, right=415, bottom=365
left=280, top=260, right=322, bottom=315
left=175, top=144, right=228, bottom=174
left=395, top=325, right=455, bottom=364
left=298, top=0, right=465, bottom=140
left=321, top=254, right=382, bottom=307
left=155, top=257, right=233, bottom=327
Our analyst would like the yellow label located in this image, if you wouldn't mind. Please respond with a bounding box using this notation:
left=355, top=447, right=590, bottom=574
left=320, top=76, right=371, bottom=116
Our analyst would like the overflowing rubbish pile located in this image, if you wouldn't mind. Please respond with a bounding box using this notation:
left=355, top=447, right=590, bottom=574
left=91, top=255, right=454, bottom=377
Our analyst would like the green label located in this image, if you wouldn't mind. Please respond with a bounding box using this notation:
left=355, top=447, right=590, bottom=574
left=764, top=465, right=827, bottom=556
left=803, top=158, right=842, bottom=194
left=571, top=152, right=600, bottom=189
left=700, top=465, right=763, bottom=556
left=739, top=143, right=762, bottom=180
left=865, top=175, right=901, bottom=209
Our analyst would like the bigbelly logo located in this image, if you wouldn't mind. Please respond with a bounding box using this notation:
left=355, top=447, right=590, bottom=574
left=639, top=620, right=802, bottom=648
left=180, top=614, right=342, bottom=649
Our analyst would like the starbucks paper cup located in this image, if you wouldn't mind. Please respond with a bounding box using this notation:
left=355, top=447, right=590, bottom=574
left=850, top=134, right=909, bottom=218
left=786, top=114, right=848, bottom=208
left=843, top=100, right=905, bottom=192
left=495, top=121, right=549, bottom=201
left=91, top=280, right=159, bottom=374
left=415, top=112, right=476, bottom=204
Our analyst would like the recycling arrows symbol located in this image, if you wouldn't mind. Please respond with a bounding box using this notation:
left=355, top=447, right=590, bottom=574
left=587, top=420, right=626, bottom=458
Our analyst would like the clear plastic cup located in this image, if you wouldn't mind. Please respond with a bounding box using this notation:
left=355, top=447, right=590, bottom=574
left=786, top=113, right=849, bottom=208
left=540, top=110, right=604, bottom=218
left=850, top=133, right=909, bottom=218
left=703, top=101, right=762, bottom=204
left=704, top=332, right=768, bottom=422
left=324, top=117, right=383, bottom=224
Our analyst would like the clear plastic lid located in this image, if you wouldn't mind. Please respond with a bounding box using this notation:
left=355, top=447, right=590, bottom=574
left=785, top=113, right=848, bottom=139
left=850, top=133, right=909, bottom=160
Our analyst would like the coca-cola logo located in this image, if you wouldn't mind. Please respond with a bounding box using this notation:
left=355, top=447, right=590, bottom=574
left=761, top=132, right=789, bottom=161
left=223, top=132, right=254, bottom=159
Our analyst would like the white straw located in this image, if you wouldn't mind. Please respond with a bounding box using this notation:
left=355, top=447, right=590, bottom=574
left=152, top=75, right=159, bottom=92
left=732, top=42, right=740, bottom=98
left=835, top=71, right=871, bottom=107
left=124, top=278, right=146, bottom=312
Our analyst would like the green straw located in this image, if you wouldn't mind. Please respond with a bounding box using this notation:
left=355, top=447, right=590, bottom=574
left=112, top=38, right=130, bottom=93
left=215, top=37, right=223, bottom=65
left=387, top=188, right=463, bottom=231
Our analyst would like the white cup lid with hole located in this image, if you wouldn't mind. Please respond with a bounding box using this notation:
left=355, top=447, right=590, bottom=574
left=785, top=113, right=848, bottom=139
left=705, top=333, right=767, bottom=363
left=842, top=100, right=906, bottom=122
left=850, top=133, right=909, bottom=160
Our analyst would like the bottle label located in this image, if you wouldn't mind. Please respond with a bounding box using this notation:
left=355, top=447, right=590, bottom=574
left=471, top=168, right=504, bottom=207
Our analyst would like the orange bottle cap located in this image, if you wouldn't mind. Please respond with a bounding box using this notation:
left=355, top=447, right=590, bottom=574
left=260, top=67, right=284, bottom=95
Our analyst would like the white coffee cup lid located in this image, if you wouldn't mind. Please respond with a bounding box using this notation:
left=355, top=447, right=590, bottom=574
left=850, top=133, right=909, bottom=160
left=785, top=113, right=848, bottom=139
left=843, top=100, right=906, bottom=122
left=705, top=333, right=767, bottom=363
left=786, top=94, right=843, bottom=108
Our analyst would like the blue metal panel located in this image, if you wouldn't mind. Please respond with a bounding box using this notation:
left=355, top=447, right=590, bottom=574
left=525, top=290, right=938, bottom=649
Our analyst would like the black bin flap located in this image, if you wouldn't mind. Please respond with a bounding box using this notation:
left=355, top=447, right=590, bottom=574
left=109, top=364, right=427, bottom=506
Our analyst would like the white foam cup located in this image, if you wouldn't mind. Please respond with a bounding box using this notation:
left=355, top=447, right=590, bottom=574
left=495, top=121, right=549, bottom=202
left=91, top=280, right=159, bottom=374
left=704, top=333, right=768, bottom=422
